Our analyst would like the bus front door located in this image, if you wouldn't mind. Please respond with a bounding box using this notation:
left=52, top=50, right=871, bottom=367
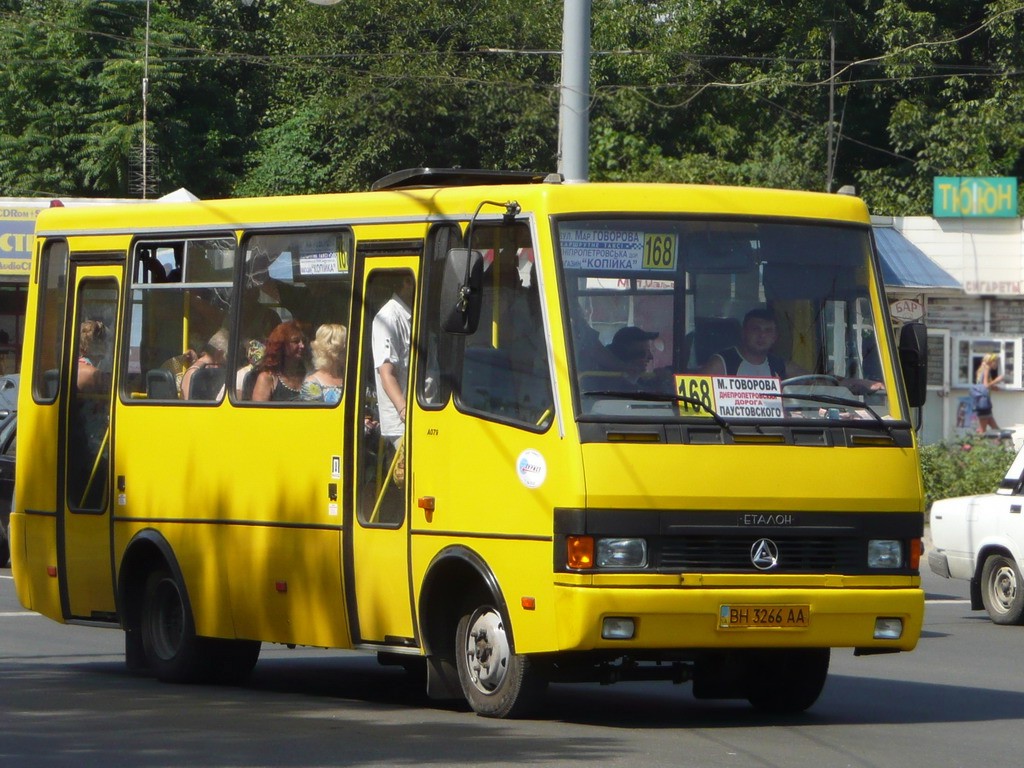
left=348, top=262, right=418, bottom=647
left=60, top=264, right=122, bottom=620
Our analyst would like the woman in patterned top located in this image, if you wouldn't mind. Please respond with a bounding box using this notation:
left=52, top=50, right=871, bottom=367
left=252, top=320, right=308, bottom=402
left=302, top=324, right=346, bottom=404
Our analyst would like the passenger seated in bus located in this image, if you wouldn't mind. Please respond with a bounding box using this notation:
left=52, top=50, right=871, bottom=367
left=301, top=323, right=346, bottom=404
left=77, top=319, right=109, bottom=392
left=606, top=326, right=658, bottom=383
left=252, top=320, right=308, bottom=402
left=569, top=299, right=621, bottom=374
left=160, top=346, right=198, bottom=397
left=180, top=329, right=229, bottom=400
left=235, top=339, right=265, bottom=401
left=699, top=308, right=883, bottom=395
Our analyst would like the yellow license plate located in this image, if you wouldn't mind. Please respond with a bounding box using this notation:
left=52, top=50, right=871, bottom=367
left=719, top=605, right=810, bottom=629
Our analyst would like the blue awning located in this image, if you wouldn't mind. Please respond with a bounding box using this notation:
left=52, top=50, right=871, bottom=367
left=873, top=226, right=961, bottom=289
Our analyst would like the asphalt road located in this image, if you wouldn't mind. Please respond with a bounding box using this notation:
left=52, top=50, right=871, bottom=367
left=1, top=565, right=1017, bottom=768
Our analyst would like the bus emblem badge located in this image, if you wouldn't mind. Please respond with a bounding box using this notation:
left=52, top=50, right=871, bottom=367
left=750, top=539, right=780, bottom=570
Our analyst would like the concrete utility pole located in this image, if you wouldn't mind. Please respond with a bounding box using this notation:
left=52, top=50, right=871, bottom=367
left=141, top=0, right=151, bottom=198
left=558, top=0, right=591, bottom=183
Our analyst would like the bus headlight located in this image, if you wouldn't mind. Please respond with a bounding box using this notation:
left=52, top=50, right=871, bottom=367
left=867, top=539, right=903, bottom=568
left=596, top=538, right=648, bottom=568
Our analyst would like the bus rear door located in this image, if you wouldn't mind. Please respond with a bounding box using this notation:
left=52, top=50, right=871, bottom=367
left=60, top=262, right=122, bottom=620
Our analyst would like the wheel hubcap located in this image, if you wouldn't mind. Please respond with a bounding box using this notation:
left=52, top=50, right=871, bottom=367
left=464, top=608, right=510, bottom=695
left=991, top=565, right=1018, bottom=613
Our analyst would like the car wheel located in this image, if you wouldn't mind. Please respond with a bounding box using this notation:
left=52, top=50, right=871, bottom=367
left=981, top=554, right=1024, bottom=625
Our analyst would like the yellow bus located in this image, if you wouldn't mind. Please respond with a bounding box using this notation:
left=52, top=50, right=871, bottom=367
left=11, top=169, right=928, bottom=718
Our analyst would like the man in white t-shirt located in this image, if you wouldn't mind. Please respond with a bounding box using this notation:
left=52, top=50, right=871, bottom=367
left=372, top=274, right=415, bottom=444
left=700, top=308, right=883, bottom=395
left=700, top=309, right=792, bottom=378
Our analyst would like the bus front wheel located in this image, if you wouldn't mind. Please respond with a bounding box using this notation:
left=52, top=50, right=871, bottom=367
left=455, top=603, right=546, bottom=718
left=746, top=648, right=830, bottom=713
left=140, top=568, right=207, bottom=683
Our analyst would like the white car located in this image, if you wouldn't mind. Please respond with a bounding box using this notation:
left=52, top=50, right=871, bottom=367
left=929, top=447, right=1024, bottom=624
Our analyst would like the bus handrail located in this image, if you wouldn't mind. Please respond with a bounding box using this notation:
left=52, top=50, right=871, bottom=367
left=79, top=428, right=110, bottom=508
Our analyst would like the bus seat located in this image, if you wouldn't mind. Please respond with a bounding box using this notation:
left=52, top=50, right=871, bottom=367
left=146, top=369, right=178, bottom=400
left=239, top=367, right=258, bottom=401
left=187, top=366, right=226, bottom=401
left=461, top=347, right=517, bottom=416
left=694, top=317, right=741, bottom=366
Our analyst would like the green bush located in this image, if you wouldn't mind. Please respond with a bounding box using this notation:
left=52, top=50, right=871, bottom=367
left=920, top=436, right=1016, bottom=511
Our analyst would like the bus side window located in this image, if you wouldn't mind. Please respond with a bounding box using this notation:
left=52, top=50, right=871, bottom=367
left=236, top=231, right=352, bottom=405
left=456, top=224, right=553, bottom=430
left=417, top=224, right=462, bottom=409
left=124, top=238, right=234, bottom=403
left=32, top=240, right=69, bottom=403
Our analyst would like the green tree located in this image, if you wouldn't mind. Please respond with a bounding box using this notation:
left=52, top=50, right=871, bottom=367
left=0, top=0, right=277, bottom=198
left=239, top=0, right=562, bottom=195
left=1, top=0, right=1022, bottom=205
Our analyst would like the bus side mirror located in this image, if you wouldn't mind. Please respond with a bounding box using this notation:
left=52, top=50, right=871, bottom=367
left=440, top=248, right=483, bottom=335
left=898, top=322, right=928, bottom=407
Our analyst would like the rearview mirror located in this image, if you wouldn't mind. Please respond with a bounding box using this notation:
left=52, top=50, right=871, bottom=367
left=440, top=248, right=483, bottom=335
left=898, top=322, right=928, bottom=408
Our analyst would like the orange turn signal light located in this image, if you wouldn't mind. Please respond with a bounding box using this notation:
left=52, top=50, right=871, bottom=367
left=567, top=535, right=594, bottom=569
left=909, top=538, right=923, bottom=570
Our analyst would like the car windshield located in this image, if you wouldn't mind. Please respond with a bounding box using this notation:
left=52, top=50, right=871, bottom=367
left=557, top=217, right=895, bottom=425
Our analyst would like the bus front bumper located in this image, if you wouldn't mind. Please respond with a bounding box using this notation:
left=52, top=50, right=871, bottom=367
left=549, top=583, right=924, bottom=654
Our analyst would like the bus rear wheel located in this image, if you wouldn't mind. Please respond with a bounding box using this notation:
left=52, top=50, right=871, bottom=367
left=455, top=604, right=546, bottom=718
left=745, top=648, right=830, bottom=713
left=207, top=638, right=261, bottom=684
left=140, top=568, right=208, bottom=683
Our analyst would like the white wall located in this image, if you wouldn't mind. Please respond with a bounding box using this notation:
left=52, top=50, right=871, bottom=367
left=876, top=215, right=1024, bottom=445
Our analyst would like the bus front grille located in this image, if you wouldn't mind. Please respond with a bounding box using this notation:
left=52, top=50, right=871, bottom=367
left=658, top=536, right=865, bottom=573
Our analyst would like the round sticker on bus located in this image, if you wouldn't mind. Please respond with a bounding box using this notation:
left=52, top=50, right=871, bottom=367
left=516, top=449, right=547, bottom=489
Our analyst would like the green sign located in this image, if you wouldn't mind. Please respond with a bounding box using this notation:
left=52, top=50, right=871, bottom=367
left=933, top=176, right=1018, bottom=218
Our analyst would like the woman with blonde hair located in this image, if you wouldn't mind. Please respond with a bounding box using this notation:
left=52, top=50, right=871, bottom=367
left=972, top=353, right=1004, bottom=434
left=302, top=323, right=346, bottom=404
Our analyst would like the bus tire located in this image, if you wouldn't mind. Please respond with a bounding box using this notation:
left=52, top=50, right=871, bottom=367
left=455, top=603, right=546, bottom=718
left=981, top=554, right=1024, bottom=625
left=207, top=638, right=261, bottom=684
left=140, top=568, right=209, bottom=683
left=0, top=521, right=9, bottom=568
left=746, top=648, right=830, bottom=714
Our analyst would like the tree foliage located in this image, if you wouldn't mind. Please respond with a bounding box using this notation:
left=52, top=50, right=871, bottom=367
left=0, top=0, right=1022, bottom=212
left=920, top=436, right=1016, bottom=511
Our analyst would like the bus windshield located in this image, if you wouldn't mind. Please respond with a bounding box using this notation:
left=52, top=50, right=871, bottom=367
left=558, top=217, right=894, bottom=424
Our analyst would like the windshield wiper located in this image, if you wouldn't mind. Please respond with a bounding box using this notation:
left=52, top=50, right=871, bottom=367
left=581, top=389, right=735, bottom=435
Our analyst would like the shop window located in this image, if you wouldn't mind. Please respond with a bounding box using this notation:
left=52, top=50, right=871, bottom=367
left=952, top=337, right=1021, bottom=389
